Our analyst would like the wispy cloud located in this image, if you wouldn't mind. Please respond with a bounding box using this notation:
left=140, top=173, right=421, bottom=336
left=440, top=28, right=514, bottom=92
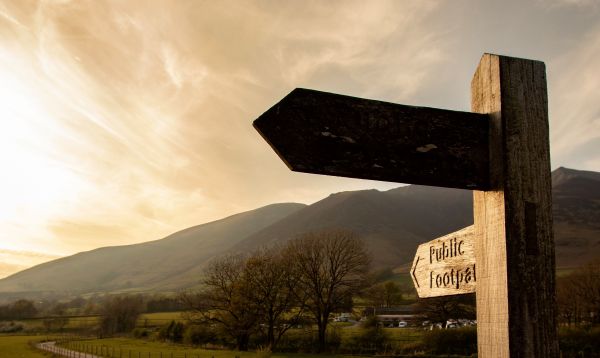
left=0, top=248, right=61, bottom=278
left=0, top=0, right=597, bottom=268
left=549, top=24, right=600, bottom=169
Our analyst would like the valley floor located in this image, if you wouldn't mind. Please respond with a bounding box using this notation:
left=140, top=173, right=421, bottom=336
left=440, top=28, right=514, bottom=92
left=0, top=335, right=53, bottom=357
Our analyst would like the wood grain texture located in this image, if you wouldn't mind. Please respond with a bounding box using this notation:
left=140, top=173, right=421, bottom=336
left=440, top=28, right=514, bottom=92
left=411, top=225, right=476, bottom=298
left=254, top=88, right=490, bottom=190
left=472, top=54, right=558, bottom=358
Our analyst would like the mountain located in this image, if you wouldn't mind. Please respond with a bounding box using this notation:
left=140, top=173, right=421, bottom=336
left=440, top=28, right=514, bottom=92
left=232, top=186, right=472, bottom=268
left=0, top=203, right=306, bottom=294
left=0, top=167, right=597, bottom=295
left=551, top=167, right=600, bottom=268
left=233, top=167, right=600, bottom=270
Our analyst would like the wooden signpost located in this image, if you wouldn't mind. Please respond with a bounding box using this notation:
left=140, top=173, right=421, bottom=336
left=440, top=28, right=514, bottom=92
left=253, top=54, right=558, bottom=357
left=411, top=225, right=476, bottom=298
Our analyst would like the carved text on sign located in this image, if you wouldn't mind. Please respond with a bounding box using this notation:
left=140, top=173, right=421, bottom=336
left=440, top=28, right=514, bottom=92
left=411, top=226, right=476, bottom=298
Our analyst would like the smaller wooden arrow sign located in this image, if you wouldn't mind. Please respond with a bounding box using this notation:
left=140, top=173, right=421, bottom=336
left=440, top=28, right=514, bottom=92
left=411, top=225, right=476, bottom=298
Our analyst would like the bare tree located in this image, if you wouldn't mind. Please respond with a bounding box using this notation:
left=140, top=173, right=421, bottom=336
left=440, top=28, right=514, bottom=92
left=383, top=281, right=403, bottom=307
left=364, top=280, right=403, bottom=309
left=283, top=229, right=370, bottom=351
left=557, top=259, right=600, bottom=325
left=557, top=276, right=583, bottom=325
left=244, top=247, right=306, bottom=350
left=181, top=254, right=259, bottom=351
left=99, top=295, right=143, bottom=336
left=571, top=259, right=600, bottom=324
left=7, top=299, right=38, bottom=319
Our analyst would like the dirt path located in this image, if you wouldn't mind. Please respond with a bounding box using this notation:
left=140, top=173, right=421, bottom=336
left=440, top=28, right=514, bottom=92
left=36, top=341, right=100, bottom=358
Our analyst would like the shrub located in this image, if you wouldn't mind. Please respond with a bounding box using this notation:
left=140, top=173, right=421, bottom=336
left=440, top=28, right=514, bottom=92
left=0, top=321, right=24, bottom=333
left=559, top=326, right=600, bottom=357
left=42, top=317, right=69, bottom=332
left=99, top=295, right=143, bottom=336
left=273, top=328, right=315, bottom=352
left=341, top=316, right=390, bottom=354
left=255, top=346, right=272, bottom=358
left=158, top=320, right=185, bottom=343
left=422, top=326, right=477, bottom=355
left=132, top=327, right=150, bottom=339
left=183, top=324, right=216, bottom=346
left=325, top=326, right=342, bottom=352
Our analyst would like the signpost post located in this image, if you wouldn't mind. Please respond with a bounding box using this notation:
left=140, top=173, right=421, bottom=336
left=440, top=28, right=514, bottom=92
left=253, top=53, right=558, bottom=357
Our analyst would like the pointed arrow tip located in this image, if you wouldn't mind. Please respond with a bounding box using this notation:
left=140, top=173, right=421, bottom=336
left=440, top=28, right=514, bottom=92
left=412, top=256, right=421, bottom=288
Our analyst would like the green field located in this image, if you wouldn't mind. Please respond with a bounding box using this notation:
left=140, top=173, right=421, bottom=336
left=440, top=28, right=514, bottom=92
left=63, top=337, right=362, bottom=358
left=1, top=312, right=425, bottom=358
left=18, top=315, right=100, bottom=330
left=0, top=335, right=52, bottom=357
left=0, top=330, right=440, bottom=358
left=139, top=311, right=186, bottom=326
left=16, top=311, right=186, bottom=332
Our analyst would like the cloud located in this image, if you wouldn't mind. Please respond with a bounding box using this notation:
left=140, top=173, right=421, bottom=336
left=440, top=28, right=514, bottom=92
left=0, top=263, right=26, bottom=280
left=549, top=24, right=600, bottom=170
left=536, top=0, right=600, bottom=9
left=0, top=249, right=61, bottom=278
left=0, top=0, right=597, bottom=268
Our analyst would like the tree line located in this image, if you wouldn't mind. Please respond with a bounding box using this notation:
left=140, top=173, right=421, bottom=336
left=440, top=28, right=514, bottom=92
left=181, top=229, right=370, bottom=352
left=0, top=299, right=37, bottom=320
left=557, top=259, right=600, bottom=326
left=0, top=294, right=183, bottom=320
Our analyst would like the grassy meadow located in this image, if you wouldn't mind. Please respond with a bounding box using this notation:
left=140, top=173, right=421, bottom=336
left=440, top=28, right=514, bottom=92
left=60, top=336, right=395, bottom=358
left=14, top=311, right=186, bottom=332
left=0, top=335, right=54, bottom=357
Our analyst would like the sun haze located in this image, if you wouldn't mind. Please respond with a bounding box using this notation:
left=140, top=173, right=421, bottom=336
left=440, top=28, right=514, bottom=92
left=0, top=0, right=598, bottom=276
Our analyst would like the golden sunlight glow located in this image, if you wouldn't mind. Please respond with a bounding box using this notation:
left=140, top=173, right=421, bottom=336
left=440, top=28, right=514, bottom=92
left=0, top=54, right=85, bottom=253
left=0, top=0, right=597, bottom=279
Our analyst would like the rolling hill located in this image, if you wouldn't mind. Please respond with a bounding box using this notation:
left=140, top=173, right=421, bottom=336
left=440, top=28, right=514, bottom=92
left=552, top=167, right=600, bottom=268
left=232, top=185, right=472, bottom=268
left=0, top=203, right=306, bottom=294
left=0, top=167, right=597, bottom=295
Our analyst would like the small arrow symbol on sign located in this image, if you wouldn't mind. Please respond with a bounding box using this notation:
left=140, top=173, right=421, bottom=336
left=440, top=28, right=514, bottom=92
left=412, top=256, right=421, bottom=288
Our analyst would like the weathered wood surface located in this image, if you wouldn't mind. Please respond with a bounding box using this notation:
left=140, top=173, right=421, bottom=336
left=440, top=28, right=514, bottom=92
left=254, top=88, right=491, bottom=190
left=472, top=54, right=558, bottom=357
left=411, top=225, right=476, bottom=298
left=253, top=52, right=558, bottom=358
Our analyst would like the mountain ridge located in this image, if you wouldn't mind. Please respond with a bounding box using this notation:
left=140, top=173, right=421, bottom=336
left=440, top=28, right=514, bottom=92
left=0, top=202, right=306, bottom=293
left=0, top=167, right=597, bottom=295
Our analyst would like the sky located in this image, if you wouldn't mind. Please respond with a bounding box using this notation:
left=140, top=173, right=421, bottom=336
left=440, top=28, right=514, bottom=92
left=0, top=0, right=598, bottom=277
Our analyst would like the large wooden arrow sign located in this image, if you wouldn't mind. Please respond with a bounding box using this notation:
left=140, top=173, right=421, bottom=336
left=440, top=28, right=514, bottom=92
left=411, top=226, right=476, bottom=298
left=254, top=88, right=490, bottom=190
left=253, top=54, right=558, bottom=357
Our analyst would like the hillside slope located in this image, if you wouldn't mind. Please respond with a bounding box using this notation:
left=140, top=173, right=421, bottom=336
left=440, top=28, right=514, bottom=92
left=552, top=167, right=600, bottom=268
left=0, top=167, right=597, bottom=295
left=233, top=186, right=472, bottom=268
left=0, top=203, right=306, bottom=293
